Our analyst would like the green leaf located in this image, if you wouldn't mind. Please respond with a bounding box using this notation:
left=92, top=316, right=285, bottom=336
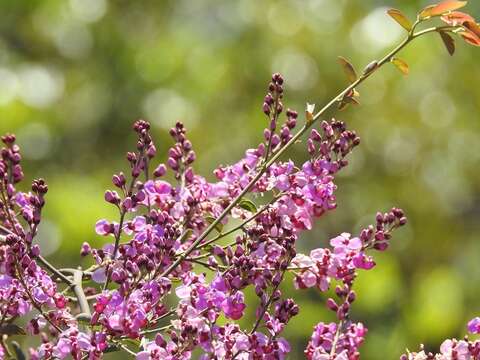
left=104, top=345, right=120, bottom=353
left=387, top=8, right=413, bottom=31
left=75, top=313, right=92, bottom=323
left=238, top=199, right=257, bottom=213
left=439, top=31, right=456, bottom=55
left=0, top=324, right=26, bottom=335
left=391, top=58, right=409, bottom=75
left=205, top=216, right=224, bottom=233
left=124, top=338, right=142, bottom=349
left=11, top=341, right=26, bottom=360
left=337, top=56, right=357, bottom=83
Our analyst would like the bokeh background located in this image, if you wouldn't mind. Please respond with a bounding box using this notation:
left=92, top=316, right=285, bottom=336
left=1, top=0, right=480, bottom=358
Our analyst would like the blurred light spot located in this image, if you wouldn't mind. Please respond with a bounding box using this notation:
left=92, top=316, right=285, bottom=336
left=267, top=1, right=304, bottom=36
left=272, top=48, right=319, bottom=91
left=186, top=47, right=228, bottom=88
left=421, top=152, right=473, bottom=215
left=338, top=147, right=365, bottom=177
left=395, top=72, right=440, bottom=110
left=0, top=68, right=19, bottom=105
left=350, top=7, right=403, bottom=52
left=69, top=0, right=107, bottom=23
left=36, top=220, right=61, bottom=257
left=448, top=131, right=480, bottom=165
left=66, top=82, right=112, bottom=127
left=143, top=89, right=198, bottom=131
left=355, top=254, right=401, bottom=311
left=420, top=91, right=456, bottom=128
left=236, top=0, right=257, bottom=25
left=216, top=2, right=251, bottom=31
left=304, top=0, right=343, bottom=32
left=408, top=267, right=463, bottom=340
left=18, top=65, right=64, bottom=109
left=17, top=123, right=52, bottom=160
left=383, top=127, right=419, bottom=175
left=362, top=75, right=386, bottom=105
left=53, top=22, right=93, bottom=59
left=135, top=48, right=176, bottom=83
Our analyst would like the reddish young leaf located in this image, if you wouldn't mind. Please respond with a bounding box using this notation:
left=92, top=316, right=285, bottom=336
left=420, top=0, right=468, bottom=18
left=440, top=11, right=475, bottom=26
left=391, top=58, right=409, bottom=75
left=345, top=96, right=360, bottom=106
left=338, top=100, right=349, bottom=111
left=464, top=21, right=480, bottom=37
left=439, top=31, right=456, bottom=55
left=460, top=29, right=480, bottom=46
left=337, top=56, right=357, bottom=83
left=387, top=8, right=413, bottom=31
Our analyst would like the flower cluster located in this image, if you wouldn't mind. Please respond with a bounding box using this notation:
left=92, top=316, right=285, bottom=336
left=305, top=322, right=367, bottom=360
left=0, top=1, right=479, bottom=358
left=402, top=338, right=480, bottom=360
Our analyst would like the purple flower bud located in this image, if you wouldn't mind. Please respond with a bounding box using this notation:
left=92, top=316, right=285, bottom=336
left=286, top=118, right=297, bottom=129
left=186, top=151, right=196, bottom=164
left=271, top=134, right=280, bottom=147
left=264, top=129, right=271, bottom=141
left=326, top=298, right=338, bottom=312
left=104, top=190, right=120, bottom=205
left=307, top=139, right=316, bottom=155
left=281, top=126, right=290, bottom=139
left=257, top=143, right=266, bottom=156
left=135, top=190, right=146, bottom=202
left=183, top=140, right=192, bottom=151
left=167, top=157, right=178, bottom=170
left=112, top=173, right=126, bottom=187
left=286, top=108, right=298, bottom=118
left=276, top=102, right=284, bottom=114
left=185, top=167, right=194, bottom=183
left=80, top=242, right=91, bottom=256
left=264, top=93, right=274, bottom=105
left=263, top=102, right=271, bottom=115
left=147, top=144, right=157, bottom=158
left=122, top=197, right=133, bottom=211
left=31, top=244, right=40, bottom=257
left=213, top=245, right=226, bottom=257
left=132, top=166, right=141, bottom=177
left=270, top=119, right=276, bottom=131
left=153, top=164, right=167, bottom=177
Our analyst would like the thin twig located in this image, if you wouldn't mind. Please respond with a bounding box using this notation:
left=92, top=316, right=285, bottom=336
left=160, top=23, right=453, bottom=279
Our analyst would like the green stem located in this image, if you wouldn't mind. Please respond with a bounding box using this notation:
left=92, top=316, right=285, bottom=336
left=330, top=320, right=344, bottom=356
left=189, top=193, right=283, bottom=254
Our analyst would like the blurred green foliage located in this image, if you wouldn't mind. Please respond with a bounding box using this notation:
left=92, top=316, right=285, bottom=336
left=1, top=0, right=480, bottom=358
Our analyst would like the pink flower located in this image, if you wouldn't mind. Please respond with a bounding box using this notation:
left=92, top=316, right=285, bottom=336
left=330, top=232, right=362, bottom=255
left=222, top=292, right=246, bottom=320
left=352, top=252, right=376, bottom=270
left=95, top=219, right=113, bottom=236
left=468, top=317, right=480, bottom=334
left=92, top=267, right=107, bottom=283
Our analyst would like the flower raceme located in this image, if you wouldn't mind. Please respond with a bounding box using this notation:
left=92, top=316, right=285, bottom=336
left=0, top=1, right=479, bottom=359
